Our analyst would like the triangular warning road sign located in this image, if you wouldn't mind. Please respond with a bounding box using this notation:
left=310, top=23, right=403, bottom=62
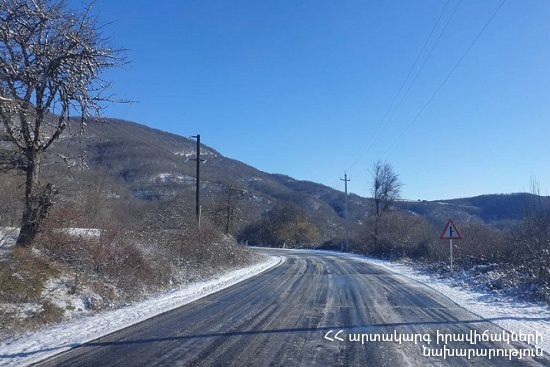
left=440, top=219, right=462, bottom=240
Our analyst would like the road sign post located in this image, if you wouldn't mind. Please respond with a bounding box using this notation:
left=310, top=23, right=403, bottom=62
left=440, top=219, right=462, bottom=273
left=450, top=239, right=453, bottom=272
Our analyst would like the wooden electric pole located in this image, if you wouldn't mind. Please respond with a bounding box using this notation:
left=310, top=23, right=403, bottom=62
left=341, top=173, right=350, bottom=252
left=191, top=135, right=202, bottom=227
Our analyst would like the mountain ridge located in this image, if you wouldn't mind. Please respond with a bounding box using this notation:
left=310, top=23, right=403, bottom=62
left=50, top=119, right=550, bottom=232
left=2, top=117, right=544, bottom=240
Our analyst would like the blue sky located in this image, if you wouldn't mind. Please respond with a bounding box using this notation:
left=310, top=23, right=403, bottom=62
left=93, top=0, right=550, bottom=200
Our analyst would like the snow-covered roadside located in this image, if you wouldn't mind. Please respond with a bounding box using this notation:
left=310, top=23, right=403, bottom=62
left=342, top=252, right=550, bottom=354
left=0, top=255, right=283, bottom=367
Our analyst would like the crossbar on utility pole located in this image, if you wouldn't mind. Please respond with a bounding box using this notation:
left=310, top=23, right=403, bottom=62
left=341, top=173, right=350, bottom=252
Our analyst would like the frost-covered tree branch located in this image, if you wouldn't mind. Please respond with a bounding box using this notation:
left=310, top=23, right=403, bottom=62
left=0, top=0, right=128, bottom=247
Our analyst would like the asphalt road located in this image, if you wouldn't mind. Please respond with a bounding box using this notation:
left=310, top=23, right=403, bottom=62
left=37, top=249, right=548, bottom=366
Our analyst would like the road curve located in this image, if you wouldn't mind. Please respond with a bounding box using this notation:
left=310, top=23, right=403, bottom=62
left=37, top=249, right=548, bottom=366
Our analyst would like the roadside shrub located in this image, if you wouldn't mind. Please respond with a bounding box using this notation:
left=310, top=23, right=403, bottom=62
left=236, top=202, right=320, bottom=248
left=169, top=224, right=263, bottom=278
left=450, top=222, right=510, bottom=265
left=353, top=211, right=437, bottom=260
left=34, top=301, right=65, bottom=325
left=0, top=248, right=59, bottom=303
left=508, top=216, right=550, bottom=288
left=36, top=222, right=159, bottom=299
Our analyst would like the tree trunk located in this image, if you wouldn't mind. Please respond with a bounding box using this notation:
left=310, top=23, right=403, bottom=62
left=225, top=191, right=233, bottom=235
left=373, top=215, right=379, bottom=250
left=15, top=151, right=56, bottom=247
left=225, top=205, right=231, bottom=235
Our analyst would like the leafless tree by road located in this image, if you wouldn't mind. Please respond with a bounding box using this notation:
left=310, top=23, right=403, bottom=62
left=0, top=0, right=127, bottom=247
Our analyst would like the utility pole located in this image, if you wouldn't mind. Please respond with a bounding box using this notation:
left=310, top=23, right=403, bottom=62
left=341, top=173, right=350, bottom=252
left=191, top=135, right=203, bottom=227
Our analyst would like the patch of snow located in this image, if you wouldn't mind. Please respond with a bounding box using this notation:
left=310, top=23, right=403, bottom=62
left=0, top=303, right=42, bottom=320
left=0, top=256, right=282, bottom=367
left=58, top=228, right=101, bottom=239
left=0, top=228, right=18, bottom=248
left=174, top=148, right=217, bottom=158
left=173, top=150, right=193, bottom=157
left=153, top=173, right=194, bottom=184
left=41, top=275, right=100, bottom=319
left=156, top=173, right=171, bottom=182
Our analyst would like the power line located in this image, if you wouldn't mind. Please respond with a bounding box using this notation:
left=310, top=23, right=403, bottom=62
left=382, top=0, right=507, bottom=156
left=346, top=0, right=454, bottom=172
left=383, top=0, right=462, bottom=129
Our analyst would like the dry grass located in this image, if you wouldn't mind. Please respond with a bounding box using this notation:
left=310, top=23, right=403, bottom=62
left=0, top=247, right=60, bottom=303
left=0, top=248, right=64, bottom=338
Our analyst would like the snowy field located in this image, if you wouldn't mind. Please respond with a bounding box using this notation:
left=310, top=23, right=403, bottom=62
left=0, top=249, right=548, bottom=366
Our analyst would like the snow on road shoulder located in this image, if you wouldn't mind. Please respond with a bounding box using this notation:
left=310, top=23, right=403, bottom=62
left=344, top=252, right=550, bottom=354
left=0, top=255, right=282, bottom=367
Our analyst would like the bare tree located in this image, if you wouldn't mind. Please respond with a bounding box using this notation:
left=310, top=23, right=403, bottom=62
left=369, top=160, right=403, bottom=251
left=371, top=160, right=402, bottom=217
left=210, top=181, right=242, bottom=235
left=0, top=0, right=127, bottom=247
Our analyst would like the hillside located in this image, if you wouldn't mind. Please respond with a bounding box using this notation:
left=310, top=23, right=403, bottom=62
left=1, top=118, right=544, bottom=242
left=396, top=194, right=545, bottom=230
left=78, top=119, right=347, bottom=239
